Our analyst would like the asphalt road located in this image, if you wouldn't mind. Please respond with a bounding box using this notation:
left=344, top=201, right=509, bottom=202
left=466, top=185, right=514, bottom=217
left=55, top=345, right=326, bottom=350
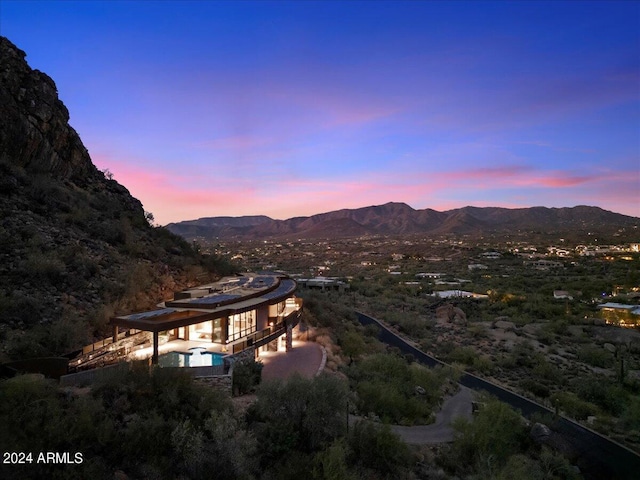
left=388, top=385, right=474, bottom=444
left=356, top=311, right=640, bottom=480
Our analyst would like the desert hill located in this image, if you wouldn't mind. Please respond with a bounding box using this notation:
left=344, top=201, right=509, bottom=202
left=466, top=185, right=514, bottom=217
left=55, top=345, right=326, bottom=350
left=0, top=37, right=217, bottom=361
left=167, top=202, right=639, bottom=241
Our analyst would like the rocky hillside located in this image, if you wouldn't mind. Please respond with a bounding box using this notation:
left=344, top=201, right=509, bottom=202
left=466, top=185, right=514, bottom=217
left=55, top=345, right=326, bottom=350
left=0, top=37, right=217, bottom=361
left=167, top=202, right=639, bottom=241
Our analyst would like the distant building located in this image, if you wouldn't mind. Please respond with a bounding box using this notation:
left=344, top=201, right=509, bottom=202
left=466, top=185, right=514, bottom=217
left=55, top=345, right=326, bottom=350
left=528, top=260, right=563, bottom=269
left=597, top=302, right=640, bottom=327
left=468, top=264, right=488, bottom=270
left=432, top=290, right=489, bottom=299
left=298, top=276, right=350, bottom=291
left=553, top=290, right=573, bottom=300
left=416, top=272, right=445, bottom=279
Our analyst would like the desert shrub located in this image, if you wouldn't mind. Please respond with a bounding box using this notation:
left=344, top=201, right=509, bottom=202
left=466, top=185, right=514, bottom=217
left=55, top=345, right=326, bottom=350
left=346, top=353, right=446, bottom=424
left=496, top=454, right=543, bottom=480
left=312, top=439, right=355, bottom=480
left=338, top=329, right=367, bottom=363
left=447, top=346, right=478, bottom=366
left=232, top=357, right=263, bottom=395
left=250, top=373, right=348, bottom=456
left=532, top=357, right=563, bottom=383
left=348, top=421, right=413, bottom=476
left=444, top=398, right=529, bottom=476
left=0, top=367, right=237, bottom=480
left=572, top=377, right=628, bottom=416
left=472, top=355, right=495, bottom=374
left=577, top=345, right=615, bottom=368
left=621, top=396, right=640, bottom=430
left=520, top=378, right=551, bottom=398
left=552, top=391, right=598, bottom=420
left=23, top=253, right=66, bottom=284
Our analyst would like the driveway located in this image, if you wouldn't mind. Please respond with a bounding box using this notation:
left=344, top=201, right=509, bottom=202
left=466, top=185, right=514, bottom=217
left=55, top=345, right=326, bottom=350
left=350, top=385, right=474, bottom=444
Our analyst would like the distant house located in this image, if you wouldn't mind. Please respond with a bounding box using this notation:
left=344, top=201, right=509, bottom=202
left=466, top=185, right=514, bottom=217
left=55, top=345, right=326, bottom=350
left=468, top=264, right=488, bottom=270
left=481, top=252, right=501, bottom=259
left=298, top=276, right=349, bottom=291
left=553, top=290, right=573, bottom=300
left=529, top=260, right=563, bottom=269
left=597, top=302, right=640, bottom=327
left=432, top=290, right=489, bottom=299
left=416, top=272, right=445, bottom=279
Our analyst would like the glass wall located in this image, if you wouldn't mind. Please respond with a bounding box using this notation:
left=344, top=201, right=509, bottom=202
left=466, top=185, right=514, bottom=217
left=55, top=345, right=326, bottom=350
left=189, top=318, right=222, bottom=342
left=228, top=310, right=256, bottom=342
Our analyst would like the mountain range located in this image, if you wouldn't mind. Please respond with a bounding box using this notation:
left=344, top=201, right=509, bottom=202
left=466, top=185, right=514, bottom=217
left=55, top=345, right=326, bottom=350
left=166, top=203, right=639, bottom=241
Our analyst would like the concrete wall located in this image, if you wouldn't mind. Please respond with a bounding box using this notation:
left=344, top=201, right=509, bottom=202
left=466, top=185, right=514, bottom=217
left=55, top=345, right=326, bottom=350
left=256, top=305, right=269, bottom=331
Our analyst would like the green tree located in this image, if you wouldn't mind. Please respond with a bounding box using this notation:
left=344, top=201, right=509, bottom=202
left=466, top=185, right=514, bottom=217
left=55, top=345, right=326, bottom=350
left=450, top=398, right=528, bottom=475
left=251, top=373, right=348, bottom=457
left=348, top=420, right=413, bottom=477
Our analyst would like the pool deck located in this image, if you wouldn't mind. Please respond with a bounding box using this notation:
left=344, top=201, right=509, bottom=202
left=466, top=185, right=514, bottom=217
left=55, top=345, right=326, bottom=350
left=129, top=337, right=324, bottom=380
left=129, top=339, right=229, bottom=361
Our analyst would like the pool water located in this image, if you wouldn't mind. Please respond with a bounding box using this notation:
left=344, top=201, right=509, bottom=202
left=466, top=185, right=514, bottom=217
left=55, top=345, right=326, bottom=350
left=158, top=348, right=225, bottom=367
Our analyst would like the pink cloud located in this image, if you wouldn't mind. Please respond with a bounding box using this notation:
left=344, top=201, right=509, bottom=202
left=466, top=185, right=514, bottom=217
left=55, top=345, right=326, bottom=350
left=92, top=150, right=638, bottom=225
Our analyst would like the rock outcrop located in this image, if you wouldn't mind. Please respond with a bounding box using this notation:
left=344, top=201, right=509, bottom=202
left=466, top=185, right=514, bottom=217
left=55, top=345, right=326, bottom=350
left=0, top=36, right=213, bottom=361
left=436, top=304, right=467, bottom=325
left=0, top=37, right=98, bottom=182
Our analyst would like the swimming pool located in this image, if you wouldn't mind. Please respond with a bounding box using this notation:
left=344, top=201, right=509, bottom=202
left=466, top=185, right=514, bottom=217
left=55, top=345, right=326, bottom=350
left=158, top=348, right=226, bottom=368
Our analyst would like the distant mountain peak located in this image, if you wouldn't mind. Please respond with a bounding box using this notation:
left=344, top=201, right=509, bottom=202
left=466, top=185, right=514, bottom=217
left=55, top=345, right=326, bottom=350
left=167, top=204, right=639, bottom=241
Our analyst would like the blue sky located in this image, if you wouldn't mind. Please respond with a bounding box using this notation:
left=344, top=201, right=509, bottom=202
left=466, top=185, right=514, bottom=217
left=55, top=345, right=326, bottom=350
left=2, top=1, right=639, bottom=223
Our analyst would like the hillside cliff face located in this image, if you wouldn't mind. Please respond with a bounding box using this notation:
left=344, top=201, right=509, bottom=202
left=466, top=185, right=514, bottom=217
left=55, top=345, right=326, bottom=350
left=0, top=37, right=213, bottom=361
left=0, top=38, right=99, bottom=183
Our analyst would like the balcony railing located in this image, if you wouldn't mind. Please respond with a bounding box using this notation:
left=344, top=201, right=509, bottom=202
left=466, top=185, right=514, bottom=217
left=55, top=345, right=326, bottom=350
left=231, top=309, right=302, bottom=354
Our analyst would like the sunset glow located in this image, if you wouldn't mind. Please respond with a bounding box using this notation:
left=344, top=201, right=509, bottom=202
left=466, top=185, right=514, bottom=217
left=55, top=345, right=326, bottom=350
left=2, top=1, right=638, bottom=224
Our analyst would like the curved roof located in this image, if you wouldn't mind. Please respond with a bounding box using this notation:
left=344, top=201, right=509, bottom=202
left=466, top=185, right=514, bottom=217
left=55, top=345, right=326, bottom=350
left=110, top=273, right=297, bottom=332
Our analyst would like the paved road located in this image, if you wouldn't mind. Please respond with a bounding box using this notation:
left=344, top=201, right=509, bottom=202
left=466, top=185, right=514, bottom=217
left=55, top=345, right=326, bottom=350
left=356, top=311, right=640, bottom=480
left=348, top=386, right=473, bottom=444
left=388, top=385, right=474, bottom=444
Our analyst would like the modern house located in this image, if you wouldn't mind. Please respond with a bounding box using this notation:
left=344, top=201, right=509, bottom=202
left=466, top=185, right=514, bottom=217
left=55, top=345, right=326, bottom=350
left=71, top=273, right=302, bottom=371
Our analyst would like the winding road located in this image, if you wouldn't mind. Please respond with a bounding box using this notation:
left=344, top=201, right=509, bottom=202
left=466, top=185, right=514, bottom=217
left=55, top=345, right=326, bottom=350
left=356, top=311, right=640, bottom=480
left=389, top=385, right=474, bottom=444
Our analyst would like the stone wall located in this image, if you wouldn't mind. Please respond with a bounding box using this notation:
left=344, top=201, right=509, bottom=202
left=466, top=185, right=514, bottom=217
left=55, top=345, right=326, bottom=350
left=232, top=346, right=256, bottom=363
left=194, top=374, right=232, bottom=393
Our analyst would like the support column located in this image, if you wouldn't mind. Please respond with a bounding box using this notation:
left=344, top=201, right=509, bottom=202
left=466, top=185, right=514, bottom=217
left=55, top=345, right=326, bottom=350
left=112, top=325, right=119, bottom=343
left=152, top=331, right=159, bottom=365
left=221, top=316, right=228, bottom=343
left=184, top=325, right=190, bottom=341
left=286, top=322, right=293, bottom=352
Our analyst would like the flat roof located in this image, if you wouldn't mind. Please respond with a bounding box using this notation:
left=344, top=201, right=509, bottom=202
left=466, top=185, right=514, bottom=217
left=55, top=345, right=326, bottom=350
left=110, top=274, right=297, bottom=332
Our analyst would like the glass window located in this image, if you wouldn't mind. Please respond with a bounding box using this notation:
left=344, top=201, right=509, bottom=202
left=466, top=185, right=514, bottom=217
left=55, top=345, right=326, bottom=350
left=228, top=310, right=256, bottom=342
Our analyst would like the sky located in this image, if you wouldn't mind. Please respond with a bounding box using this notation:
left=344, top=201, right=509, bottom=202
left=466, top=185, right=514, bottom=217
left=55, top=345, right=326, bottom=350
left=1, top=1, right=639, bottom=224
